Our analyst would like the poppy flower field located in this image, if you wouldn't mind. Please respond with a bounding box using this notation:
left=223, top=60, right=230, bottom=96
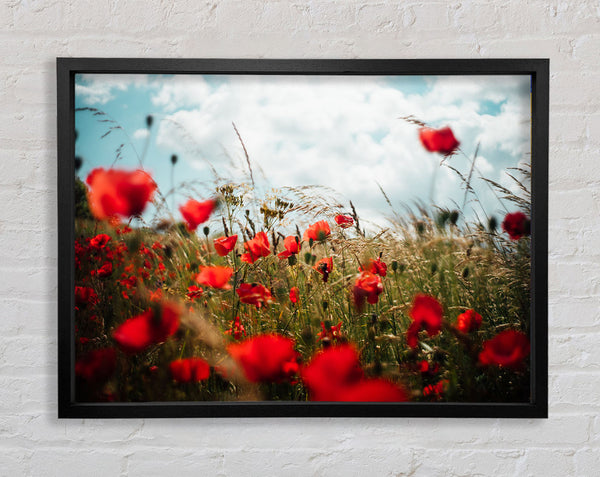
left=74, top=115, right=532, bottom=404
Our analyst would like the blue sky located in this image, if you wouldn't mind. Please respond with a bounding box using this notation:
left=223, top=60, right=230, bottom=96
left=75, top=73, right=531, bottom=231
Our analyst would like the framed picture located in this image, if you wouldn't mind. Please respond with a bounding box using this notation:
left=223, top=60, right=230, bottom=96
left=57, top=58, right=548, bottom=418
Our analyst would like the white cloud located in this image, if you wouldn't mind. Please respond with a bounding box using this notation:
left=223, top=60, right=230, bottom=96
left=133, top=128, right=149, bottom=140
left=151, top=75, right=211, bottom=111
left=147, top=74, right=530, bottom=227
left=75, top=74, right=152, bottom=105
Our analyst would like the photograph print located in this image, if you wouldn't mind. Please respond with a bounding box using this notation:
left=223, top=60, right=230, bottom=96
left=72, top=70, right=534, bottom=406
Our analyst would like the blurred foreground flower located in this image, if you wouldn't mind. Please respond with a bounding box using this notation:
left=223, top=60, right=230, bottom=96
left=456, top=309, right=482, bottom=333
left=301, top=345, right=407, bottom=402
left=179, top=198, right=217, bottom=231
left=86, top=168, right=156, bottom=221
left=112, top=302, right=180, bottom=354
left=227, top=334, right=299, bottom=383
left=418, top=126, right=460, bottom=155
left=170, top=357, right=210, bottom=383
left=479, top=330, right=530, bottom=370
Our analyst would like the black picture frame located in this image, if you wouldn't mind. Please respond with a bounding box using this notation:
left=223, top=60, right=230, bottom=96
left=57, top=58, right=548, bottom=419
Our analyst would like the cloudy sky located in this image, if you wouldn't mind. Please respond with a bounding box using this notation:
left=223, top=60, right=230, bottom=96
left=74, top=73, right=531, bottom=230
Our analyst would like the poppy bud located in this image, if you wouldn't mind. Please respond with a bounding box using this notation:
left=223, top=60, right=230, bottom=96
left=309, top=238, right=314, bottom=248
left=322, top=301, right=328, bottom=311
left=449, top=210, right=459, bottom=225
left=171, top=154, right=178, bottom=165
left=462, top=267, right=470, bottom=278
left=431, top=263, right=438, bottom=275
left=488, top=216, right=498, bottom=232
left=304, top=252, right=312, bottom=264
left=287, top=254, right=297, bottom=266
left=398, top=263, right=406, bottom=273
left=146, top=115, right=153, bottom=128
left=203, top=226, right=210, bottom=237
left=391, top=260, right=398, bottom=272
left=74, top=156, right=83, bottom=171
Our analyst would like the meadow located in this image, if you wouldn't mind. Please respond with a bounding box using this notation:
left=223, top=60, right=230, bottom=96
left=74, top=121, right=531, bottom=403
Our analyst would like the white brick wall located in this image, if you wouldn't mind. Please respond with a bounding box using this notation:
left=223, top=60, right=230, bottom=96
left=0, top=1, right=598, bottom=475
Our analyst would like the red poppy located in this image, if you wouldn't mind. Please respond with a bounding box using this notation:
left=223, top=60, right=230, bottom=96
left=303, top=220, right=331, bottom=242
left=289, top=286, right=299, bottom=304
left=337, top=379, right=409, bottom=402
left=456, top=309, right=482, bottom=333
left=423, top=379, right=448, bottom=400
left=86, top=167, right=156, bottom=221
left=479, top=330, right=530, bottom=370
left=225, top=316, right=246, bottom=340
left=301, top=344, right=407, bottom=402
left=227, top=334, right=299, bottom=383
left=112, top=302, right=180, bottom=354
left=277, top=236, right=301, bottom=259
left=241, top=231, right=270, bottom=264
left=195, top=266, right=233, bottom=289
left=352, top=271, right=383, bottom=310
left=149, top=288, right=163, bottom=302
left=301, top=345, right=364, bottom=401
left=418, top=360, right=440, bottom=377
left=214, top=235, right=238, bottom=256
left=502, top=212, right=531, bottom=240
left=75, top=347, right=117, bottom=382
left=75, top=286, right=98, bottom=308
left=186, top=285, right=204, bottom=301
left=406, top=294, right=443, bottom=348
left=418, top=126, right=460, bottom=155
left=169, top=357, right=210, bottom=383
left=360, top=258, right=387, bottom=277
left=334, top=214, right=354, bottom=229
left=314, top=257, right=333, bottom=283
left=89, top=233, right=111, bottom=249
left=236, top=283, right=273, bottom=308
left=96, top=262, right=113, bottom=278
left=317, top=321, right=343, bottom=343
left=179, top=198, right=217, bottom=231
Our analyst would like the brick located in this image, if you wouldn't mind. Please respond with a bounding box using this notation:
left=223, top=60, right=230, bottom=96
left=125, top=448, right=224, bottom=477
left=519, top=449, right=576, bottom=476
left=30, top=449, right=123, bottom=477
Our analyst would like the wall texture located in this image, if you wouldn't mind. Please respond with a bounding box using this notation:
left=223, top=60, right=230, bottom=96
left=1, top=1, right=599, bottom=475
